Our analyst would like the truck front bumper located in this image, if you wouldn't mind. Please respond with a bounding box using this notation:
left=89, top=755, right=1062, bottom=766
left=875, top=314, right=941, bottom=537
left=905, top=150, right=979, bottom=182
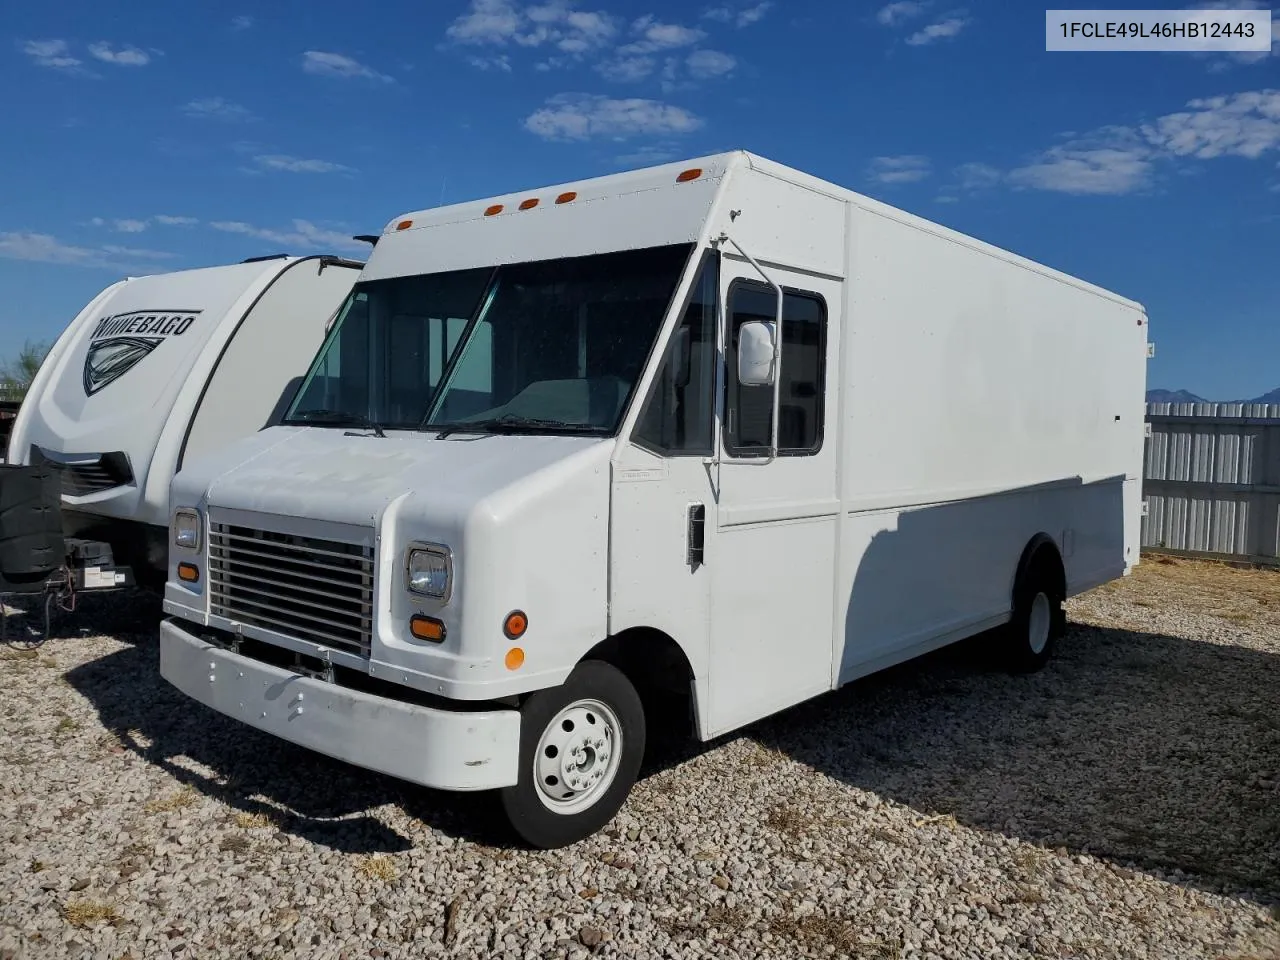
left=159, top=619, right=521, bottom=792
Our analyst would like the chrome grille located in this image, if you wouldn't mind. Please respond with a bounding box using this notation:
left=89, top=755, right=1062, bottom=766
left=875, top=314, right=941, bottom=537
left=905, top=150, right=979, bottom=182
left=208, top=523, right=374, bottom=657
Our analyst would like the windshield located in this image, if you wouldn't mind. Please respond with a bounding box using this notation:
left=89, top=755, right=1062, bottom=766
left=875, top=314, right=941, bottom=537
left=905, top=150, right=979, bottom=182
left=287, top=243, right=694, bottom=435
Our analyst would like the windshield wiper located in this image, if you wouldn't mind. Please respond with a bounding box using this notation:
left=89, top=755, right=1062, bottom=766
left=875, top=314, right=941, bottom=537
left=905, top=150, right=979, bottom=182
left=289, top=408, right=386, bottom=438
left=430, top=414, right=608, bottom=438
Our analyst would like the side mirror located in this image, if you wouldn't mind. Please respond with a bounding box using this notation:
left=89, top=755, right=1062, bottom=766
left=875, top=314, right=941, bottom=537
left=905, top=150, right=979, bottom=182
left=737, top=320, right=776, bottom=388
left=670, top=327, right=691, bottom=389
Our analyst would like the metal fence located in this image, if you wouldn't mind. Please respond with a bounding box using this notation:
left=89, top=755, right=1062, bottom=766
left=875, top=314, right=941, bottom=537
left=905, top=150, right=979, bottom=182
left=1142, top=402, right=1280, bottom=566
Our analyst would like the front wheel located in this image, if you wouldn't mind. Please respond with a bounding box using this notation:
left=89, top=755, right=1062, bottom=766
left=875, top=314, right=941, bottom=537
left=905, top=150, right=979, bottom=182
left=997, top=557, right=1066, bottom=674
left=500, top=660, right=645, bottom=849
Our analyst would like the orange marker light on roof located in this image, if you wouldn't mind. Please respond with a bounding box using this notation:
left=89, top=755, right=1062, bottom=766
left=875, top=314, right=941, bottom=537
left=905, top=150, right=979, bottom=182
left=555, top=191, right=577, bottom=205
left=484, top=204, right=504, bottom=217
left=676, top=168, right=703, bottom=183
left=519, top=198, right=540, bottom=211
left=396, top=219, right=414, bottom=231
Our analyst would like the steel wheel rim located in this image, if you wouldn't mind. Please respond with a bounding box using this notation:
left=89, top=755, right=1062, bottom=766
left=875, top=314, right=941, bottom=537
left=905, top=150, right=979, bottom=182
left=1028, top=592, right=1051, bottom=655
left=534, top=699, right=623, bottom=815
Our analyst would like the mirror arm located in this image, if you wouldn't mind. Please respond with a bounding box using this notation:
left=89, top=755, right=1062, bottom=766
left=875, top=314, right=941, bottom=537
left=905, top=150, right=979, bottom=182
left=717, top=233, right=783, bottom=465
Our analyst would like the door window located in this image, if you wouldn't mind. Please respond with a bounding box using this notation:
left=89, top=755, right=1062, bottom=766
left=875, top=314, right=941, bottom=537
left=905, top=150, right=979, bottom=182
left=724, top=282, right=827, bottom=457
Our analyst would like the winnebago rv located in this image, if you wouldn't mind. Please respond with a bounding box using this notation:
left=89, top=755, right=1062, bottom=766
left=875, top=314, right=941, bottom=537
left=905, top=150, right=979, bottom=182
left=158, top=152, right=1149, bottom=848
left=3, top=255, right=361, bottom=595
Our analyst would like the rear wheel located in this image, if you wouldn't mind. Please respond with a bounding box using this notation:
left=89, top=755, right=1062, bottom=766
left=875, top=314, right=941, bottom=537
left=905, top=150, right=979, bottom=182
left=500, top=660, right=645, bottom=849
left=998, top=552, right=1065, bottom=673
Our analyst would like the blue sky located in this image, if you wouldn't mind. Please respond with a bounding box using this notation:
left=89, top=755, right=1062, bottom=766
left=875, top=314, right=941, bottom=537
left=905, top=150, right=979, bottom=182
left=2, top=1, right=1278, bottom=398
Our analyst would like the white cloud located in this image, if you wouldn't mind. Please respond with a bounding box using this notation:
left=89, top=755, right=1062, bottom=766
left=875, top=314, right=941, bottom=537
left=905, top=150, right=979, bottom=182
left=209, top=219, right=366, bottom=252
left=252, top=154, right=352, bottom=174
left=0, top=232, right=173, bottom=270
left=954, top=162, right=1002, bottom=191
left=468, top=54, right=513, bottom=71
left=1005, top=91, right=1280, bottom=195
left=232, top=15, right=254, bottom=30
left=113, top=219, right=149, bottom=233
left=154, top=215, right=199, bottom=226
left=1141, top=90, right=1280, bottom=159
left=301, top=51, right=392, bottom=83
left=868, top=155, right=932, bottom=184
left=905, top=16, right=969, bottom=45
left=1192, top=1, right=1280, bottom=68
left=1008, top=127, right=1154, bottom=195
left=100, top=244, right=174, bottom=259
left=183, top=97, right=257, bottom=122
left=88, top=42, right=152, bottom=66
left=447, top=1, right=617, bottom=56
left=597, top=56, right=655, bottom=82
left=686, top=49, right=736, bottom=79
left=703, top=2, right=772, bottom=27
left=524, top=93, right=703, bottom=141
left=620, top=17, right=705, bottom=55
left=876, top=1, right=928, bottom=26
left=21, top=39, right=85, bottom=72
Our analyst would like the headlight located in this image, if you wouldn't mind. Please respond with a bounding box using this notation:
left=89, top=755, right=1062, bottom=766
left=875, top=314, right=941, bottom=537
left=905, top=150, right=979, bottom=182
left=173, top=510, right=201, bottom=550
left=406, top=544, right=452, bottom=600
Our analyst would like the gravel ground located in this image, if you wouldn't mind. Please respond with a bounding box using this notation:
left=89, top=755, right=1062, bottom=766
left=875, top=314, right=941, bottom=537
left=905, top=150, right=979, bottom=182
left=2, top=556, right=1279, bottom=960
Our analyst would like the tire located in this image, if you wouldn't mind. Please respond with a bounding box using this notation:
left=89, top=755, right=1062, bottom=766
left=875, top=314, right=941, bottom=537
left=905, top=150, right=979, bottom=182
left=500, top=660, right=645, bottom=849
left=998, top=552, right=1065, bottom=674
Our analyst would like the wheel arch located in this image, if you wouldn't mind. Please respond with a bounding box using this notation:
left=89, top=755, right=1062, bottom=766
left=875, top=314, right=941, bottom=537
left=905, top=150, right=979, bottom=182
left=580, top=626, right=702, bottom=739
left=1012, top=533, right=1067, bottom=607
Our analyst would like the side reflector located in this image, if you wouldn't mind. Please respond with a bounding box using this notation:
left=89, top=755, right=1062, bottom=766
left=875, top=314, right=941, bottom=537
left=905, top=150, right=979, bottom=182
left=396, top=220, right=413, bottom=231
left=519, top=198, right=540, bottom=211
left=410, top=615, right=447, bottom=643
left=484, top=204, right=504, bottom=217
left=555, top=192, right=577, bottom=205
left=503, top=610, right=528, bottom=640
left=676, top=168, right=702, bottom=183
left=177, top=563, right=200, bottom=584
left=505, top=647, right=525, bottom=671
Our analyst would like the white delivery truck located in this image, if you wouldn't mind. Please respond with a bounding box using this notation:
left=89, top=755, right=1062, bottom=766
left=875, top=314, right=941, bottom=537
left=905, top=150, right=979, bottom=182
left=159, top=152, right=1149, bottom=848
left=3, top=254, right=362, bottom=594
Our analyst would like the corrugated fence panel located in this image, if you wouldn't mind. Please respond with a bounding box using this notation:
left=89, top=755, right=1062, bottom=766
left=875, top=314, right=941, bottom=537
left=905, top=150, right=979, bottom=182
left=1141, top=403, right=1280, bottom=564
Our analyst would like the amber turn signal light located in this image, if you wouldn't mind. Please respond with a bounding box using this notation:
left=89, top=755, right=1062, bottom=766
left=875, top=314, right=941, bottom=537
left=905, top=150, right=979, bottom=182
left=177, top=563, right=200, bottom=583
left=503, top=610, right=528, bottom=640
left=410, top=615, right=446, bottom=643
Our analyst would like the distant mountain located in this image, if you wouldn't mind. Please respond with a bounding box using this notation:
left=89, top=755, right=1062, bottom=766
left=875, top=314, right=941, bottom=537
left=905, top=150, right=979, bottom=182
left=1252, top=387, right=1280, bottom=404
left=1146, top=387, right=1280, bottom=404
left=1146, top=389, right=1209, bottom=403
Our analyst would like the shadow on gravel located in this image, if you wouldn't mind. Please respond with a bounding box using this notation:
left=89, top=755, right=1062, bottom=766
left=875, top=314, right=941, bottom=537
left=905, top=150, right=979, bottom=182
left=65, top=630, right=512, bottom=855
left=748, top=621, right=1280, bottom=903
left=57, top=591, right=1280, bottom=896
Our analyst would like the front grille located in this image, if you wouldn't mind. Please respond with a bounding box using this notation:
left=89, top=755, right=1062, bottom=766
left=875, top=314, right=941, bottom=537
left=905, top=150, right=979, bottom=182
left=208, top=523, right=374, bottom=658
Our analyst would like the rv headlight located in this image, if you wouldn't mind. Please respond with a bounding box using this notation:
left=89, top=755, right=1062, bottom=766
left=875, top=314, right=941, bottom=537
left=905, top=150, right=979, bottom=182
left=406, top=544, right=452, bottom=600
left=173, top=510, right=201, bottom=550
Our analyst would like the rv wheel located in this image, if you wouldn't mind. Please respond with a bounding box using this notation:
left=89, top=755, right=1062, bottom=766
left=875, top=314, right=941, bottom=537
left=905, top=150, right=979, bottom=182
left=999, top=553, right=1066, bottom=674
left=500, top=660, right=645, bottom=849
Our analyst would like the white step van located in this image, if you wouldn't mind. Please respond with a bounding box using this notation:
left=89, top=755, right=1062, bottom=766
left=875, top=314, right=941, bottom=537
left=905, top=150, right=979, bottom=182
left=6, top=255, right=362, bottom=589
left=159, top=152, right=1149, bottom=848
